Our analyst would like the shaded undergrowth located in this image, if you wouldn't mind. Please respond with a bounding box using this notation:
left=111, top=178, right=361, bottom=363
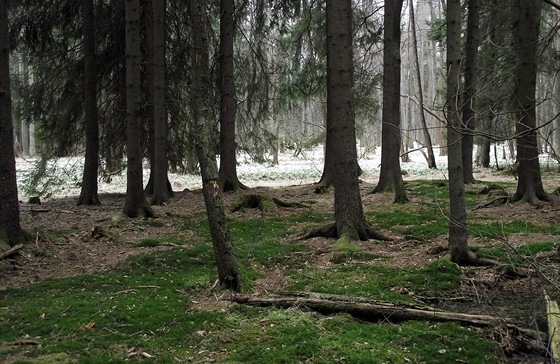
left=2, top=179, right=558, bottom=363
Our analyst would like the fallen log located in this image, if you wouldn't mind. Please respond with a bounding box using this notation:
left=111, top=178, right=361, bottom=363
left=234, top=295, right=505, bottom=327
left=234, top=292, right=548, bottom=357
left=0, top=244, right=24, bottom=260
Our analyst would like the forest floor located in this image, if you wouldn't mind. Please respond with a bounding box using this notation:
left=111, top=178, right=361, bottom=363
left=1, top=167, right=560, bottom=363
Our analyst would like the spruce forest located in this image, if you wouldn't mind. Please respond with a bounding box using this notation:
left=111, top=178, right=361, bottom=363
left=1, top=0, right=560, bottom=363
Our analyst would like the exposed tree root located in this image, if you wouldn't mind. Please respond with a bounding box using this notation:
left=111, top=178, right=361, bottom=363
left=299, top=222, right=390, bottom=241
left=76, top=194, right=101, bottom=206
left=221, top=178, right=249, bottom=193
left=314, top=184, right=331, bottom=194
left=509, top=192, right=551, bottom=206
left=230, top=194, right=307, bottom=212
left=271, top=197, right=307, bottom=208
left=447, top=251, right=499, bottom=267
left=472, top=196, right=509, bottom=210
left=123, top=205, right=155, bottom=218
left=298, top=223, right=338, bottom=240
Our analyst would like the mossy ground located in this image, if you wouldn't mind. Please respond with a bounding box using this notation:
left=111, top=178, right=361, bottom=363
left=2, top=179, right=559, bottom=363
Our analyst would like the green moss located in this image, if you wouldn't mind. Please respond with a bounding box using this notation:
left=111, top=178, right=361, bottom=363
left=333, top=235, right=358, bottom=252
left=287, top=260, right=461, bottom=301
left=476, top=241, right=559, bottom=266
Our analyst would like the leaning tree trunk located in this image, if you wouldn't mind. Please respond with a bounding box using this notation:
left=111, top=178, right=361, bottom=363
left=123, top=0, right=154, bottom=218
left=192, top=0, right=242, bottom=291
left=409, top=0, right=437, bottom=169
left=371, top=0, right=408, bottom=204
left=460, top=0, right=480, bottom=185
left=77, top=0, right=101, bottom=206
left=510, top=0, right=548, bottom=204
left=447, top=0, right=473, bottom=264
left=0, top=0, right=23, bottom=246
left=218, top=0, right=246, bottom=192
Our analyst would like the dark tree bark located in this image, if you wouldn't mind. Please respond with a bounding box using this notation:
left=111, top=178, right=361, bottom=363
left=460, top=0, right=480, bottom=184
left=143, top=0, right=156, bottom=195
left=304, top=0, right=388, bottom=242
left=0, top=0, right=23, bottom=246
left=123, top=0, right=154, bottom=218
left=510, top=0, right=549, bottom=204
left=478, top=132, right=491, bottom=168
left=77, top=0, right=101, bottom=206
left=372, top=0, right=408, bottom=204
left=151, top=0, right=173, bottom=205
left=447, top=0, right=473, bottom=264
left=218, top=0, right=246, bottom=193
left=315, top=117, right=335, bottom=191
left=192, top=0, right=242, bottom=291
left=409, top=0, right=437, bottom=169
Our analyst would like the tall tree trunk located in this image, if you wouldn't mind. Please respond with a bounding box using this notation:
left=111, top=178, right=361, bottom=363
left=0, top=0, right=24, bottom=246
left=143, top=0, right=156, bottom=195
left=554, top=68, right=560, bottom=157
left=151, top=0, right=173, bottom=204
left=326, top=0, right=387, bottom=241
left=123, top=0, right=154, bottom=218
left=510, top=0, right=548, bottom=204
left=372, top=0, right=408, bottom=203
left=409, top=0, right=437, bottom=169
left=447, top=0, right=473, bottom=264
left=192, top=0, right=242, bottom=291
left=218, top=0, right=246, bottom=192
left=460, top=0, right=480, bottom=184
left=554, top=27, right=560, bottom=156
left=77, top=0, right=101, bottom=206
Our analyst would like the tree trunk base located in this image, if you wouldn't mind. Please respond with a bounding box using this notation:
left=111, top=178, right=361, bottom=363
left=299, top=222, right=390, bottom=242
left=231, top=194, right=306, bottom=213
left=314, top=183, right=332, bottom=194
left=509, top=191, right=551, bottom=206
left=463, top=175, right=478, bottom=185
left=123, top=204, right=155, bottom=218
left=221, top=178, right=249, bottom=193
left=76, top=194, right=101, bottom=206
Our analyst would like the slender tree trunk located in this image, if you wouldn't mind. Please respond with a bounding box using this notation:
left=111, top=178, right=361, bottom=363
left=0, top=0, right=23, bottom=246
left=554, top=29, right=560, bottom=155
left=151, top=0, right=173, bottom=204
left=77, top=0, right=101, bottom=206
left=460, top=0, right=480, bottom=184
left=123, top=0, right=154, bottom=218
left=372, top=0, right=408, bottom=203
left=219, top=0, right=246, bottom=192
left=447, top=0, right=472, bottom=264
left=192, top=0, right=242, bottom=291
left=510, top=0, right=548, bottom=204
left=409, top=0, right=437, bottom=169
left=554, top=68, right=560, bottom=156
